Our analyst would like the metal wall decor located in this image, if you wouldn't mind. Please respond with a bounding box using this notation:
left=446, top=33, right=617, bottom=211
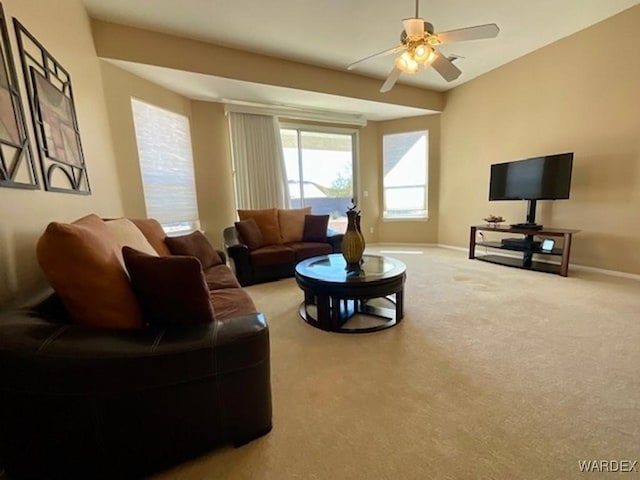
left=0, top=3, right=38, bottom=189
left=14, top=18, right=90, bottom=194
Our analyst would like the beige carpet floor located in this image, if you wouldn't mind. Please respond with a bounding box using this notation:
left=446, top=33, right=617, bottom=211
left=155, top=246, right=640, bottom=480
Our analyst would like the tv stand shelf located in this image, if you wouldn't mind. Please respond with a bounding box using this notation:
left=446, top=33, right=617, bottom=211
left=469, top=225, right=579, bottom=277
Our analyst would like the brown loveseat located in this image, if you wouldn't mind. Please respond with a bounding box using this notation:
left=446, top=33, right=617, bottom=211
left=223, top=207, right=343, bottom=286
left=0, top=215, right=272, bottom=479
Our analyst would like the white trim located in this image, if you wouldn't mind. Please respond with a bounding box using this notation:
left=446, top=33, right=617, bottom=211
left=223, top=101, right=367, bottom=126
left=367, top=242, right=437, bottom=248
left=568, top=264, right=640, bottom=281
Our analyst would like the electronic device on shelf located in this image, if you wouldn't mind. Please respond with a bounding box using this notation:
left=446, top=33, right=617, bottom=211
left=488, top=152, right=574, bottom=229
left=501, top=238, right=541, bottom=250
left=541, top=239, right=555, bottom=252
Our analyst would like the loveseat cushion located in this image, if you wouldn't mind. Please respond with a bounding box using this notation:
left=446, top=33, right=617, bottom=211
left=235, top=218, right=265, bottom=250
left=36, top=214, right=144, bottom=329
left=287, top=242, right=332, bottom=262
left=210, top=288, right=258, bottom=320
left=303, top=214, right=330, bottom=242
left=165, top=231, right=223, bottom=269
left=278, top=207, right=312, bottom=243
left=129, top=218, right=171, bottom=256
left=238, top=208, right=282, bottom=245
left=249, top=245, right=295, bottom=267
left=205, top=264, right=241, bottom=290
left=123, top=247, right=215, bottom=326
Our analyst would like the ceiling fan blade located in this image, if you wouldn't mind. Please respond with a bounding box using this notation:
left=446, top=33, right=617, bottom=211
left=347, top=44, right=405, bottom=70
left=436, top=23, right=500, bottom=44
left=402, top=18, right=425, bottom=37
left=431, top=49, right=462, bottom=82
left=380, top=66, right=402, bottom=93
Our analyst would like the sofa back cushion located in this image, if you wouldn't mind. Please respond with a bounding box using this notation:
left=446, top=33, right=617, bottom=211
left=235, top=219, right=265, bottom=250
left=105, top=218, right=159, bottom=261
left=122, top=247, right=215, bottom=326
left=303, top=214, right=330, bottom=242
left=237, top=208, right=282, bottom=245
left=36, top=214, right=144, bottom=329
left=129, top=218, right=171, bottom=256
left=278, top=207, right=312, bottom=243
left=165, top=231, right=223, bottom=269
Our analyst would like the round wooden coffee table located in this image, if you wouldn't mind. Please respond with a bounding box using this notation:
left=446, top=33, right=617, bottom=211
left=294, top=254, right=406, bottom=333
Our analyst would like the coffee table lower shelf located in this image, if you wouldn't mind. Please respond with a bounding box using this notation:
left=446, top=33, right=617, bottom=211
left=299, top=295, right=400, bottom=334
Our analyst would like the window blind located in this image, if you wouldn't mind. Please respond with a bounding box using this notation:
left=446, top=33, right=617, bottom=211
left=131, top=98, right=200, bottom=234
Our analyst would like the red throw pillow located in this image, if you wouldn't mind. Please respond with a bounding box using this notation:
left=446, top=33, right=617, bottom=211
left=235, top=219, right=266, bottom=250
left=165, top=231, right=223, bottom=269
left=122, top=246, right=215, bottom=326
left=303, top=215, right=330, bottom=242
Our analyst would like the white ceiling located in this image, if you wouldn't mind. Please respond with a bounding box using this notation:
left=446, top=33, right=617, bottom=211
left=85, top=0, right=639, bottom=118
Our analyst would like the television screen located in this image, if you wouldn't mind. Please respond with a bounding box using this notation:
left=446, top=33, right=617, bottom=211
left=489, top=153, right=573, bottom=201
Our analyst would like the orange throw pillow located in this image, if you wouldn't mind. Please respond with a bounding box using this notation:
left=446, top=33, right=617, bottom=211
left=129, top=218, right=172, bottom=256
left=278, top=207, right=312, bottom=243
left=36, top=214, right=144, bottom=329
left=237, top=208, right=282, bottom=245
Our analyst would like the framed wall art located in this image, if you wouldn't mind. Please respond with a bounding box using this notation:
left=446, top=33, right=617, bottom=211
left=14, top=18, right=90, bottom=194
left=0, top=3, right=38, bottom=190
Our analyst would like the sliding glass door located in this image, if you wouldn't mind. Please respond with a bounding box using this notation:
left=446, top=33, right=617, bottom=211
left=280, top=127, right=356, bottom=233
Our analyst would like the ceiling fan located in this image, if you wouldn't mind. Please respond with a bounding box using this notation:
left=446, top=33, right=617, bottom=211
left=347, top=0, right=500, bottom=93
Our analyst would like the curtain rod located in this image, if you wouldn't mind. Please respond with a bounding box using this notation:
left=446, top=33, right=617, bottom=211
left=223, top=102, right=367, bottom=127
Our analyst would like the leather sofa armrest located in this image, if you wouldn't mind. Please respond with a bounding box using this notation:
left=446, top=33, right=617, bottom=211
left=327, top=232, right=344, bottom=253
left=223, top=226, right=253, bottom=286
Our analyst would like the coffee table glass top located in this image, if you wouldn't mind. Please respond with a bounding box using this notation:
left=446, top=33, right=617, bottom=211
left=295, top=254, right=405, bottom=284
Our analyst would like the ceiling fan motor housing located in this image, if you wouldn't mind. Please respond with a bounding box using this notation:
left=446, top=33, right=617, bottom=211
left=400, top=21, right=434, bottom=42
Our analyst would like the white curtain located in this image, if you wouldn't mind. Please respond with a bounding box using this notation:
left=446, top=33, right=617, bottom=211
left=228, top=112, right=290, bottom=210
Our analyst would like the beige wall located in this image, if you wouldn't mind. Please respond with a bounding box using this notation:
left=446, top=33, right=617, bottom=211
left=358, top=122, right=380, bottom=244
left=0, top=0, right=123, bottom=303
left=100, top=64, right=236, bottom=250
left=374, top=115, right=441, bottom=244
left=100, top=61, right=192, bottom=218
left=190, top=101, right=236, bottom=250
left=439, top=5, right=640, bottom=274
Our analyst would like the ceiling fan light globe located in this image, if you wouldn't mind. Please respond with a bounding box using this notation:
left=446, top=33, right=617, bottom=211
left=423, top=50, right=437, bottom=66
left=406, top=58, right=419, bottom=73
left=413, top=45, right=430, bottom=62
left=394, top=55, right=409, bottom=73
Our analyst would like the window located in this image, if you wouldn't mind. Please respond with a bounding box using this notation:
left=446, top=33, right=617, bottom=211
left=280, top=127, right=356, bottom=233
left=131, top=99, right=200, bottom=235
left=382, top=131, right=428, bottom=219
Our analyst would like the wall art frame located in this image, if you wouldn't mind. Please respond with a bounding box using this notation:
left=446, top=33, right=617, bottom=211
left=14, top=18, right=90, bottom=194
left=0, top=3, right=38, bottom=190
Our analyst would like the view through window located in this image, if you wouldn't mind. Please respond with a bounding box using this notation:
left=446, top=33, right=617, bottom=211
left=280, top=128, right=355, bottom=233
left=382, top=131, right=428, bottom=219
left=131, top=98, right=200, bottom=235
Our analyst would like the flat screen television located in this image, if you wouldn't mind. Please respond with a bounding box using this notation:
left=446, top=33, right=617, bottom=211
left=489, top=152, right=573, bottom=201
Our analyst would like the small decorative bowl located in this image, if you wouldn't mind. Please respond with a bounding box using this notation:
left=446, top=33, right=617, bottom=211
left=483, top=216, right=505, bottom=228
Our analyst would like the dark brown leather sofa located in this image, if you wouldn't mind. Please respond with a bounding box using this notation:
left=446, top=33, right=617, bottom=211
left=223, top=226, right=343, bottom=286
left=0, top=290, right=272, bottom=479
left=0, top=217, right=272, bottom=479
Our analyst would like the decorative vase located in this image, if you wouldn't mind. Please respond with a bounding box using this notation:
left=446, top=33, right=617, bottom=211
left=342, top=204, right=365, bottom=270
left=355, top=211, right=366, bottom=253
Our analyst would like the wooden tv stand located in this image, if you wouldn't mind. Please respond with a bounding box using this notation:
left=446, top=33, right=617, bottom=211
left=469, top=225, right=579, bottom=277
